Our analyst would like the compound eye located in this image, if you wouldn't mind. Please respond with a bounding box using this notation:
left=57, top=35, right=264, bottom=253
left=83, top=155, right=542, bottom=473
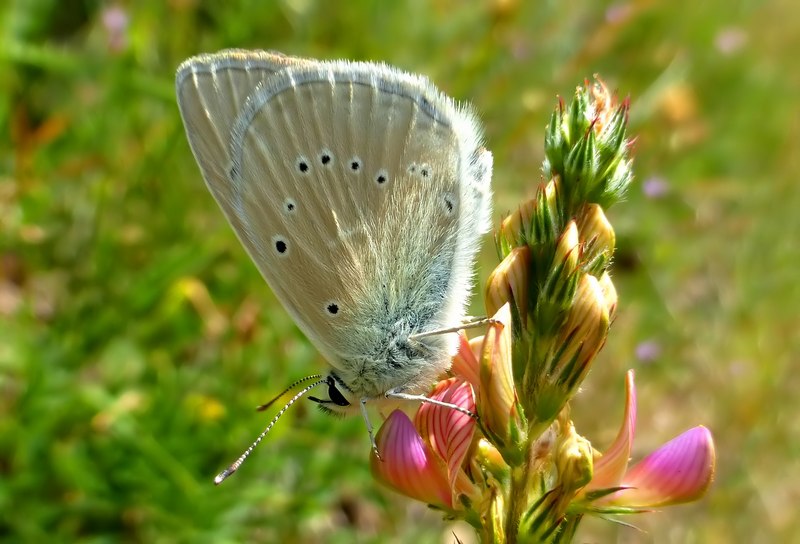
left=327, top=376, right=350, bottom=407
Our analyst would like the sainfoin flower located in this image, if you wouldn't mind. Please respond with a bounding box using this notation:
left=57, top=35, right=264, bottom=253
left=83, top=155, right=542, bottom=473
left=574, top=370, right=716, bottom=512
left=370, top=304, right=520, bottom=510
left=370, top=377, right=479, bottom=510
left=368, top=78, right=716, bottom=542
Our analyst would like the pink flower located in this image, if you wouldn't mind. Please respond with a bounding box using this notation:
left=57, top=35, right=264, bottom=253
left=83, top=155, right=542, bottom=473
left=370, top=378, right=478, bottom=509
left=371, top=304, right=523, bottom=509
left=578, top=370, right=716, bottom=511
left=101, top=5, right=129, bottom=53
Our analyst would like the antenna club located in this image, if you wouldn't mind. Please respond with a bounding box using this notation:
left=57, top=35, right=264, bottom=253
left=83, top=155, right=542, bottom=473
left=214, top=469, right=232, bottom=485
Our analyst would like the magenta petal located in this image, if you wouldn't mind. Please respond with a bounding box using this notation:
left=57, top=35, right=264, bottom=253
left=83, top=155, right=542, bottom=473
left=416, top=378, right=476, bottom=490
left=615, top=426, right=716, bottom=507
left=371, top=410, right=452, bottom=508
left=587, top=370, right=637, bottom=491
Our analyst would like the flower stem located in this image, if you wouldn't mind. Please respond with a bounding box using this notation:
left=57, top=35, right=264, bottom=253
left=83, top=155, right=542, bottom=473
left=504, top=438, right=534, bottom=543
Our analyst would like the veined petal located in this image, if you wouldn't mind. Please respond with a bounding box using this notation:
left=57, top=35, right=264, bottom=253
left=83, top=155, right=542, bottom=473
left=613, top=426, right=715, bottom=507
left=585, top=370, right=636, bottom=492
left=371, top=410, right=452, bottom=508
left=451, top=331, right=481, bottom=389
left=479, top=304, right=518, bottom=445
left=415, top=378, right=476, bottom=491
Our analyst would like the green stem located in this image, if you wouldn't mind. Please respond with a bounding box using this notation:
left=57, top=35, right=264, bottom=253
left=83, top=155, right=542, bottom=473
left=504, top=439, right=534, bottom=543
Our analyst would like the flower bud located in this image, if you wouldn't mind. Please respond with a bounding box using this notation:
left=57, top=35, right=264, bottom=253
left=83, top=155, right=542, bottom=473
left=499, top=197, right=538, bottom=251
left=485, top=245, right=530, bottom=328
left=556, top=423, right=594, bottom=493
left=554, top=274, right=610, bottom=392
left=543, top=78, right=633, bottom=208
left=498, top=179, right=563, bottom=256
left=576, top=203, right=615, bottom=274
left=540, top=221, right=580, bottom=312
left=554, top=221, right=580, bottom=274
left=487, top=486, right=506, bottom=543
left=474, top=438, right=509, bottom=480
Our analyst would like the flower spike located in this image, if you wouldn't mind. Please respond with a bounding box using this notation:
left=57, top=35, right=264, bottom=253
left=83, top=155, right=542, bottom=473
left=367, top=77, right=714, bottom=542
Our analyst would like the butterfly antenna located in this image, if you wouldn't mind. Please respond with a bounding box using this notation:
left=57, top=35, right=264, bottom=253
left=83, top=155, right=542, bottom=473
left=214, top=377, right=327, bottom=485
left=256, top=374, right=323, bottom=412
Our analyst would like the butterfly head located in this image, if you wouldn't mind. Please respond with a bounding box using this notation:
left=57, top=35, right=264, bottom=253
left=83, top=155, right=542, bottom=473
left=307, top=373, right=356, bottom=416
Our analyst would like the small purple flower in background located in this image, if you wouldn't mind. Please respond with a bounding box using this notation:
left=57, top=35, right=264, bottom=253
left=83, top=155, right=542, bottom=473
left=101, top=5, right=129, bottom=53
left=715, top=27, right=748, bottom=55
left=605, top=3, right=633, bottom=24
left=642, top=176, right=669, bottom=199
left=635, top=339, right=662, bottom=363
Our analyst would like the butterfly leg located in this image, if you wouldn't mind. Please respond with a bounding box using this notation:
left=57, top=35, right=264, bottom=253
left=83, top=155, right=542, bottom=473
left=408, top=316, right=496, bottom=341
left=360, top=397, right=382, bottom=460
left=386, top=390, right=478, bottom=420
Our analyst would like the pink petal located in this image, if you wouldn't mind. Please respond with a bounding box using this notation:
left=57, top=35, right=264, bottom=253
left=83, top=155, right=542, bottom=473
left=616, top=426, right=716, bottom=507
left=415, top=378, right=476, bottom=490
left=587, top=370, right=637, bottom=491
left=451, top=331, right=481, bottom=389
left=371, top=410, right=452, bottom=508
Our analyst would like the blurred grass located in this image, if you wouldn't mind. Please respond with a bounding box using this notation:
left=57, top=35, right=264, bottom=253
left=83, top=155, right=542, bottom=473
left=1, top=0, right=798, bottom=542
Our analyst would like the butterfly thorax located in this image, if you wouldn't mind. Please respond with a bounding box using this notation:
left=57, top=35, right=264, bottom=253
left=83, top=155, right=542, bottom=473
left=333, top=312, right=455, bottom=399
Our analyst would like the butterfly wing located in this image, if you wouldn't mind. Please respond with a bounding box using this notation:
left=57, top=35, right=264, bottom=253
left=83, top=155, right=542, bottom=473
left=177, top=51, right=491, bottom=394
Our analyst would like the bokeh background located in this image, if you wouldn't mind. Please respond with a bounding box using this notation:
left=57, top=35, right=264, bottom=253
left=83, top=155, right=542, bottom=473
left=2, top=1, right=797, bottom=542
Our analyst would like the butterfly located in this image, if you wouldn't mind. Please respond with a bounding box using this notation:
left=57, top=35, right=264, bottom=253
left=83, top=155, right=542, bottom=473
left=175, top=50, right=492, bottom=481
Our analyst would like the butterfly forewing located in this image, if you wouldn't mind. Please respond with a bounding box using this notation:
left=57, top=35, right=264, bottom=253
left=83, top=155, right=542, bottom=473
left=177, top=51, right=492, bottom=397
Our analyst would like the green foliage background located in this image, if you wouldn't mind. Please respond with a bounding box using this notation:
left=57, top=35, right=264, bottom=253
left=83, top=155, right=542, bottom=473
left=1, top=1, right=797, bottom=542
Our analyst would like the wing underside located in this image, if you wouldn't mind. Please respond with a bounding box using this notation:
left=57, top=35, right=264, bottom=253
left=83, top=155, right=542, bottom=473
left=176, top=51, right=492, bottom=372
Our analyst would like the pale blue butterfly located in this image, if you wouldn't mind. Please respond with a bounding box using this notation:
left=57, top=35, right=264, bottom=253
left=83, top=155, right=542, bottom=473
left=175, top=50, right=492, bottom=482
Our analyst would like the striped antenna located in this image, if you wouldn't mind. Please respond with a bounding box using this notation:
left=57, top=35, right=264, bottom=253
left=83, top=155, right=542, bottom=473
left=214, top=376, right=327, bottom=485
left=256, top=374, right=323, bottom=412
